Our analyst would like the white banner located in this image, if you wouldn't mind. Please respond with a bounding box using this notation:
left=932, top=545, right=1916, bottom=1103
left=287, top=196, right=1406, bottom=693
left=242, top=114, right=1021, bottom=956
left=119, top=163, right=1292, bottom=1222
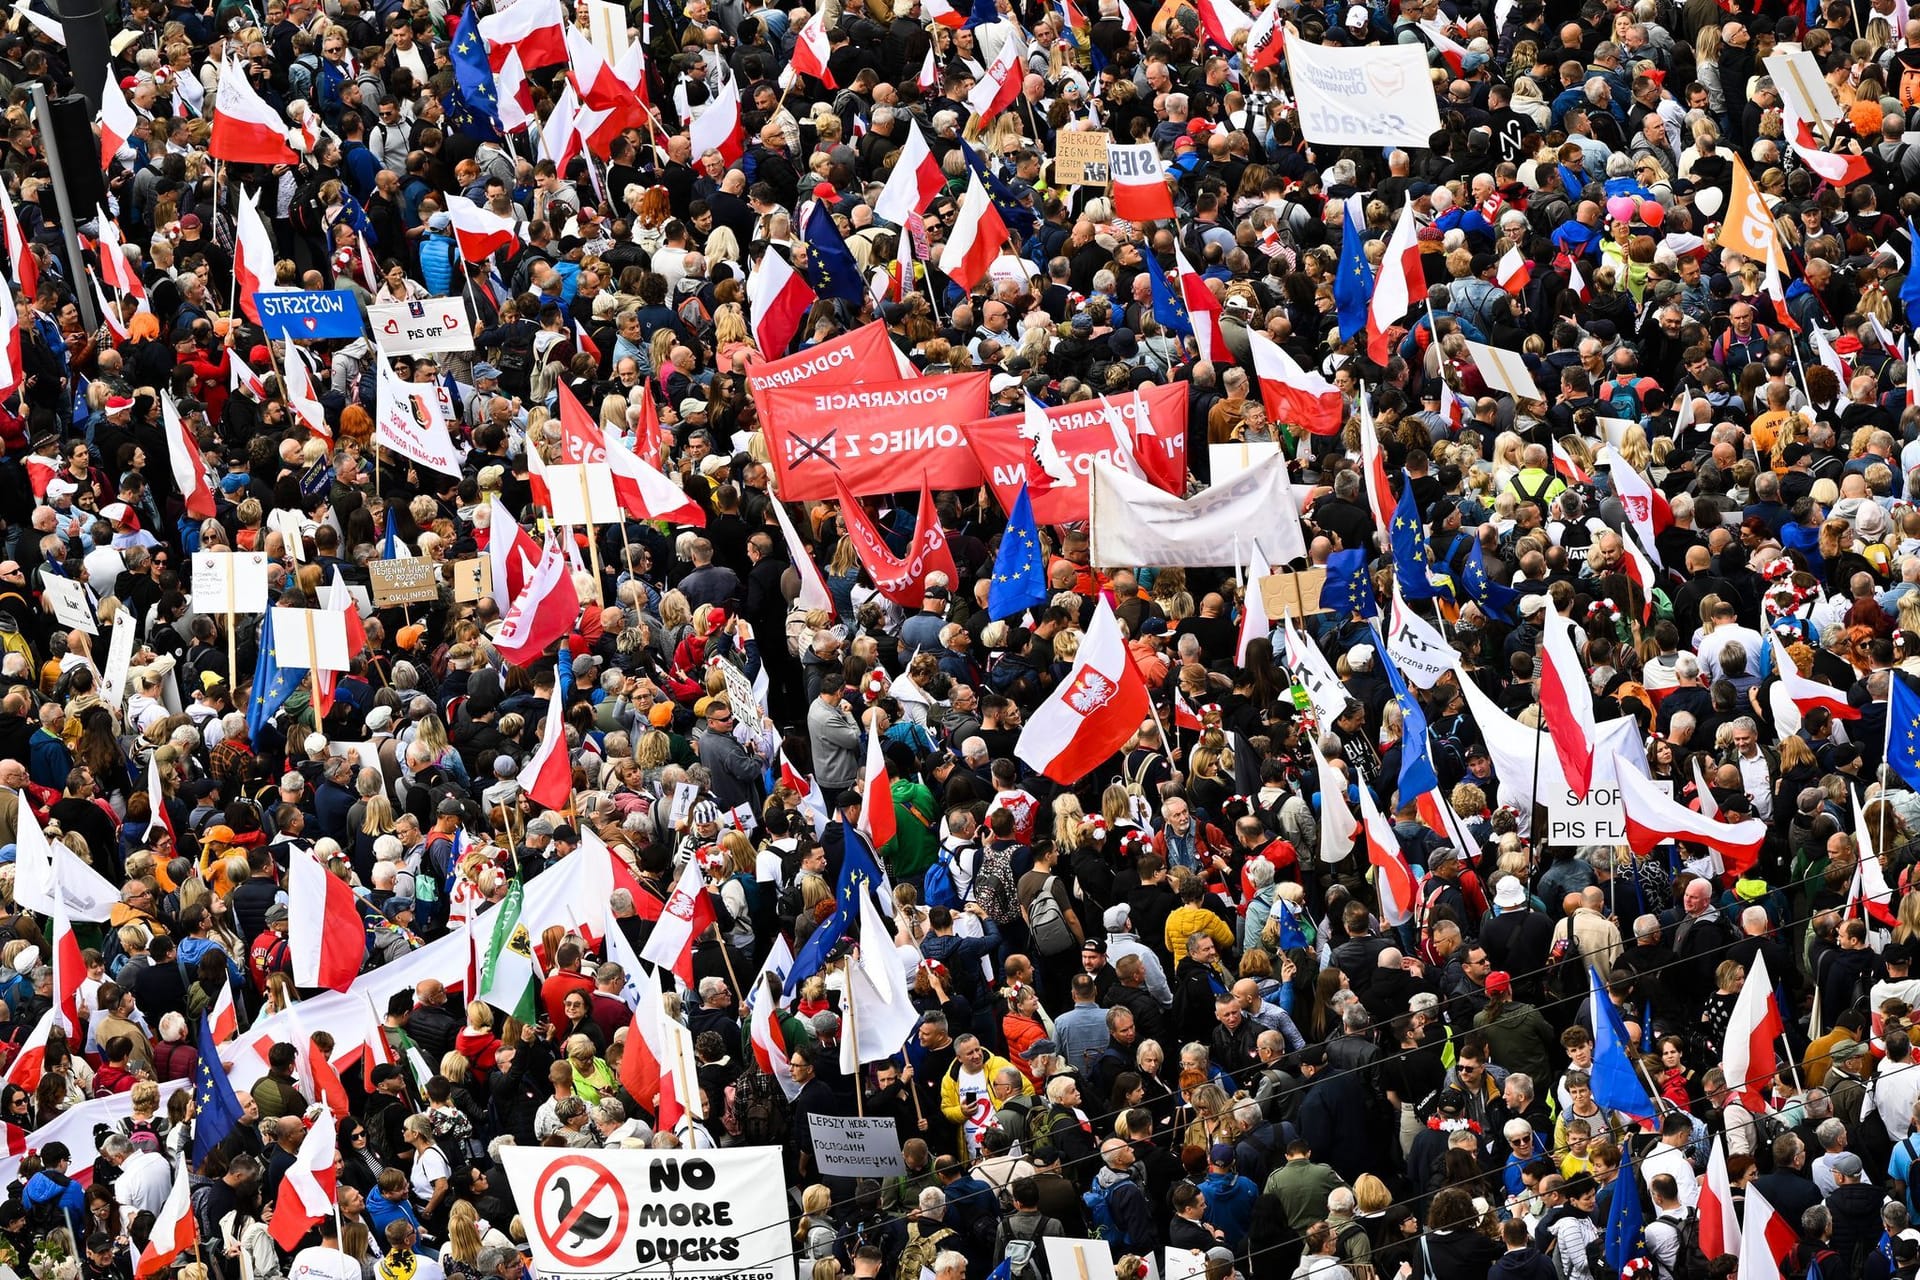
left=1286, top=41, right=1443, bottom=150
left=1089, top=454, right=1305, bottom=568
left=1386, top=586, right=1454, bottom=689
left=807, top=1116, right=906, bottom=1177
left=500, top=1146, right=793, bottom=1280
left=369, top=298, right=475, bottom=355
left=374, top=355, right=462, bottom=476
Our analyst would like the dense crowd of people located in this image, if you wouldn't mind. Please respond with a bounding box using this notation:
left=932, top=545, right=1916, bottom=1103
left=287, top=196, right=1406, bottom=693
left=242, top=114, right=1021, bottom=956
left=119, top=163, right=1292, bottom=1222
left=1, top=1, right=1920, bottom=1280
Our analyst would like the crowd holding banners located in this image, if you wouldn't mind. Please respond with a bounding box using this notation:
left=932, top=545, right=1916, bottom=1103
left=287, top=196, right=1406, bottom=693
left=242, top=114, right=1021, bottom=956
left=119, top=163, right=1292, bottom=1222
left=9, top=0, right=1920, bottom=1279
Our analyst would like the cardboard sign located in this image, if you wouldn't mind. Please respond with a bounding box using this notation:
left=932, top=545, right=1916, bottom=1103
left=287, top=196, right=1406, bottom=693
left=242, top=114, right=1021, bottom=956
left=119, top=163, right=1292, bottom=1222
left=42, top=576, right=96, bottom=634
left=1053, top=129, right=1112, bottom=187
left=584, top=0, right=632, bottom=60
left=369, top=298, right=474, bottom=355
left=1258, top=567, right=1328, bottom=619
left=1043, top=1239, right=1115, bottom=1280
left=191, top=551, right=272, bottom=614
left=369, top=559, right=439, bottom=607
left=807, top=1115, right=905, bottom=1177
left=98, top=608, right=137, bottom=710
left=451, top=557, right=493, bottom=603
left=1764, top=50, right=1840, bottom=126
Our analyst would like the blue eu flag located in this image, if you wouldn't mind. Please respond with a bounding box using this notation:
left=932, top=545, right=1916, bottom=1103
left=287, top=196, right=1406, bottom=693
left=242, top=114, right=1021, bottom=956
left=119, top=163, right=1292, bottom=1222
left=1275, top=901, right=1308, bottom=951
left=191, top=1010, right=245, bottom=1166
left=335, top=188, right=376, bottom=246
left=1334, top=199, right=1374, bottom=344
left=988, top=484, right=1050, bottom=621
left=1369, top=622, right=1440, bottom=803
left=1889, top=671, right=1920, bottom=791
left=1462, top=536, right=1520, bottom=624
left=1390, top=471, right=1449, bottom=602
left=247, top=608, right=306, bottom=740
left=801, top=202, right=866, bottom=304
left=450, top=4, right=502, bottom=123
left=1589, top=965, right=1653, bottom=1118
left=1604, top=1125, right=1648, bottom=1275
left=1323, top=547, right=1376, bottom=619
left=1149, top=257, right=1194, bottom=339
left=784, top=829, right=888, bottom=995
left=1902, top=220, right=1920, bottom=330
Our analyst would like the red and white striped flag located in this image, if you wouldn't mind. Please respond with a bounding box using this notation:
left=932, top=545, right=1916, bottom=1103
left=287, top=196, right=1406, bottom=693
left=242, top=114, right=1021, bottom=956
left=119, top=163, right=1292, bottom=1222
left=268, top=1112, right=339, bottom=1251
left=517, top=677, right=573, bottom=811
left=858, top=729, right=896, bottom=849
left=209, top=54, right=299, bottom=165
left=1538, top=607, right=1595, bottom=797
left=638, top=856, right=718, bottom=987
left=288, top=843, right=365, bottom=992
left=134, top=1158, right=196, bottom=1279
left=1359, top=784, right=1417, bottom=926
left=1496, top=246, right=1530, bottom=295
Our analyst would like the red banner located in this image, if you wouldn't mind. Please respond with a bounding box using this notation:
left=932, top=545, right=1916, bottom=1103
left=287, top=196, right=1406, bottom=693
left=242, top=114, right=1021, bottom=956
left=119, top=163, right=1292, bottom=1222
left=964, top=382, right=1189, bottom=524
left=744, top=320, right=911, bottom=400
left=758, top=373, right=991, bottom=500
left=835, top=478, right=957, bottom=609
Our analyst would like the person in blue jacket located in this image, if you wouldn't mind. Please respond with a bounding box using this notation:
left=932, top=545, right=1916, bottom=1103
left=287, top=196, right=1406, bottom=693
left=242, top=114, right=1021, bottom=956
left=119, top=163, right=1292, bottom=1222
left=23, top=1141, right=86, bottom=1240
left=1197, top=1143, right=1259, bottom=1250
left=418, top=213, right=460, bottom=298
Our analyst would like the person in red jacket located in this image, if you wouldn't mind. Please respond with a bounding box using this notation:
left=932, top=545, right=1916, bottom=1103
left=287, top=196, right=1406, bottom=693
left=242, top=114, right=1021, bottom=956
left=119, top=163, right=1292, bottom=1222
left=248, top=903, right=290, bottom=994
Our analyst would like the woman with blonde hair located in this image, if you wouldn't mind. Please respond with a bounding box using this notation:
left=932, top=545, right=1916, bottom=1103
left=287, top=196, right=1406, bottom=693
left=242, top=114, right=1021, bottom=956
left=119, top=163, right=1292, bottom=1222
left=440, top=1201, right=488, bottom=1280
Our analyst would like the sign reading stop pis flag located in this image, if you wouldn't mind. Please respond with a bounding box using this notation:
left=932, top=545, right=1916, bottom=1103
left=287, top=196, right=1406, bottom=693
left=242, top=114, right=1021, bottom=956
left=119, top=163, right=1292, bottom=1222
left=500, top=1146, right=793, bottom=1280
left=757, top=373, right=991, bottom=500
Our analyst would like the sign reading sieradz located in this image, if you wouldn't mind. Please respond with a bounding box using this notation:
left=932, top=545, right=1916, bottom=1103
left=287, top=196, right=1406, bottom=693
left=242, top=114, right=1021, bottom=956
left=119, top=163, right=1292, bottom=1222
left=257, top=289, right=363, bottom=340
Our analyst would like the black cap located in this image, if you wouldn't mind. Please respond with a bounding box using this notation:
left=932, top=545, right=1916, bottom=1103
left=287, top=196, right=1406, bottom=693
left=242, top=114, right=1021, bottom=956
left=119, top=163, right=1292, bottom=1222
left=550, top=824, right=581, bottom=843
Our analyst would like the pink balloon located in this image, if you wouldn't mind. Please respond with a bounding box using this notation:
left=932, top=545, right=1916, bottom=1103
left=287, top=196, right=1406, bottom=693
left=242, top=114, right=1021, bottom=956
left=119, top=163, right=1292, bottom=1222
left=1606, top=195, right=1637, bottom=224
left=1641, top=201, right=1665, bottom=229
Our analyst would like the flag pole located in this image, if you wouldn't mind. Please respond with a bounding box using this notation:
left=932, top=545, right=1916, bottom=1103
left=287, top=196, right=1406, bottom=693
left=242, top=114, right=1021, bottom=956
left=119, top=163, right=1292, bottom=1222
left=1528, top=627, right=1546, bottom=847
left=845, top=950, right=866, bottom=1118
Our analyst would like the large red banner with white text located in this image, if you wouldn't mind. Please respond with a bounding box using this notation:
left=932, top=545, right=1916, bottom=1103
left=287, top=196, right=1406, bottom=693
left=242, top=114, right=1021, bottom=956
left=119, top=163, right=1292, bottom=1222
left=758, top=374, right=991, bottom=500
left=965, top=382, right=1189, bottom=524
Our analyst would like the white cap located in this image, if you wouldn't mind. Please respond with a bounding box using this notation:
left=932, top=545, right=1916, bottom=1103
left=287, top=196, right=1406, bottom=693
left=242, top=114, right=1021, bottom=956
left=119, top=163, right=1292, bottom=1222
left=1346, top=643, right=1374, bottom=670
left=1494, top=876, right=1526, bottom=908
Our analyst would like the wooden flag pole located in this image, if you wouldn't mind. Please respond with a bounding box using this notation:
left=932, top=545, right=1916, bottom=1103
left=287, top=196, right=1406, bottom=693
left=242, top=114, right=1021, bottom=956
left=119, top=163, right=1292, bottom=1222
left=576, top=468, right=606, bottom=604
left=845, top=951, right=865, bottom=1117
left=302, top=608, right=321, bottom=725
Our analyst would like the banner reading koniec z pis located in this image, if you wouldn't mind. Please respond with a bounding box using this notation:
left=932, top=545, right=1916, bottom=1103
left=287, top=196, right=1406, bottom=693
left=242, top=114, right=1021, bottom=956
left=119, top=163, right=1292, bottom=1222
left=758, top=373, right=991, bottom=500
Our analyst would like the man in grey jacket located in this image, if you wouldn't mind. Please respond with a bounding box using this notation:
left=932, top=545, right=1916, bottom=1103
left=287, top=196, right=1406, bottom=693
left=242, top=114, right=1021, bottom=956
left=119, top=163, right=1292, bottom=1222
left=807, top=671, right=863, bottom=794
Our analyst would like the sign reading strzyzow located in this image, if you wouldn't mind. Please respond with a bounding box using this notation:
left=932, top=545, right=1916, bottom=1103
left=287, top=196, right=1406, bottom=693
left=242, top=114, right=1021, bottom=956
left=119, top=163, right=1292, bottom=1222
left=257, top=289, right=363, bottom=340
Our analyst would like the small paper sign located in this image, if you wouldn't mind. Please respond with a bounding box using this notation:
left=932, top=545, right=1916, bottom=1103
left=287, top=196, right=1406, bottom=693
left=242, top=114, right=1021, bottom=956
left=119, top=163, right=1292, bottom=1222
left=451, top=557, right=493, bottom=603
left=544, top=463, right=620, bottom=526
left=43, top=576, right=96, bottom=634
left=191, top=551, right=272, bottom=614
left=270, top=607, right=352, bottom=672
left=369, top=559, right=439, bottom=607
left=1259, top=567, right=1329, bottom=619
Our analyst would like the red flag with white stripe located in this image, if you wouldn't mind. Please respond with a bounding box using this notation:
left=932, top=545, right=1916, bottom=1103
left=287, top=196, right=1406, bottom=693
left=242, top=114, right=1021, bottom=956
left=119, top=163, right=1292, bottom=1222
left=1699, top=1135, right=1740, bottom=1261
left=134, top=1158, right=196, bottom=1279
left=495, top=533, right=581, bottom=669
left=288, top=843, right=365, bottom=991
left=162, top=393, right=216, bottom=519
left=638, top=855, right=718, bottom=987
left=1538, top=607, right=1595, bottom=797
left=517, top=678, right=574, bottom=811
left=1248, top=331, right=1343, bottom=434
left=1173, top=242, right=1228, bottom=362
left=1367, top=198, right=1421, bottom=365
left=444, top=194, right=518, bottom=263
left=938, top=170, right=1007, bottom=294
left=0, top=184, right=36, bottom=302
left=1722, top=949, right=1784, bottom=1113
left=689, top=76, right=745, bottom=166
left=749, top=937, right=800, bottom=1098
left=746, top=245, right=816, bottom=359
left=1496, top=246, right=1530, bottom=295
left=1359, top=785, right=1417, bottom=926
left=1195, top=0, right=1251, bottom=48
left=268, top=1112, right=339, bottom=1251
left=858, top=728, right=897, bottom=849
left=210, top=54, right=299, bottom=165
left=785, top=12, right=837, bottom=87
left=965, top=25, right=1024, bottom=124
left=98, top=76, right=140, bottom=170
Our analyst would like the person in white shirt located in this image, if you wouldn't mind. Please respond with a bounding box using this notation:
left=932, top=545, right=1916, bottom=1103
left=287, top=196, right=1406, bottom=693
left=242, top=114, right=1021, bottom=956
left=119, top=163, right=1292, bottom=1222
left=1642, top=1172, right=1689, bottom=1278
left=1810, top=1118, right=1851, bottom=1196
left=103, top=1134, right=172, bottom=1218
left=1867, top=1031, right=1920, bottom=1143
left=1639, top=1113, right=1700, bottom=1207
left=289, top=1220, right=365, bottom=1280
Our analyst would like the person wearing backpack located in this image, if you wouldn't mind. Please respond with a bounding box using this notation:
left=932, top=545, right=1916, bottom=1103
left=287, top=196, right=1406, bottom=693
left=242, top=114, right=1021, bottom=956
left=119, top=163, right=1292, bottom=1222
left=1644, top=1172, right=1710, bottom=1280
left=1083, top=1139, right=1155, bottom=1255
left=893, top=1187, right=960, bottom=1280
left=1016, top=843, right=1083, bottom=1006
left=992, top=1177, right=1062, bottom=1280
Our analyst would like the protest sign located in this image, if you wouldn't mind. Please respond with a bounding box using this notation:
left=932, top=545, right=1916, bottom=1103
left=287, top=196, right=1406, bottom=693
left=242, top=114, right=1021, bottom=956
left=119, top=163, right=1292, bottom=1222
left=1286, top=41, right=1443, bottom=149
left=1764, top=50, right=1839, bottom=126
left=43, top=576, right=96, bottom=634
left=1258, top=568, right=1327, bottom=620
left=500, top=1146, right=793, bottom=1280
left=807, top=1115, right=906, bottom=1177
left=1209, top=440, right=1283, bottom=485
left=966, top=382, right=1188, bottom=524
left=370, top=298, right=474, bottom=355
left=192, top=551, right=272, bottom=614
left=257, top=289, right=362, bottom=340
left=1089, top=454, right=1306, bottom=567
left=546, top=464, right=621, bottom=526
left=99, top=608, right=137, bottom=710
left=369, top=559, right=439, bottom=607
left=270, top=608, right=352, bottom=671
left=744, top=320, right=913, bottom=400
left=1463, top=339, right=1540, bottom=401
left=1043, top=1239, right=1115, bottom=1280
left=374, top=356, right=463, bottom=477
left=451, top=558, right=493, bottom=603
left=1052, top=129, right=1112, bottom=186
left=758, top=374, right=991, bottom=500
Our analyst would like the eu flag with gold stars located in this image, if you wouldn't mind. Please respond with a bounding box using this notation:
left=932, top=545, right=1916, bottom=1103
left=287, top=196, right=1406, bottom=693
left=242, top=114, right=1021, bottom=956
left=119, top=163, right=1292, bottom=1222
left=1390, top=471, right=1452, bottom=604
left=800, top=202, right=865, bottom=305
left=190, top=1007, right=244, bottom=1165
left=1148, top=255, right=1193, bottom=339
left=247, top=607, right=306, bottom=740
left=1324, top=547, right=1376, bottom=619
left=1889, top=671, right=1920, bottom=791
left=989, top=484, right=1049, bottom=621
left=449, top=3, right=503, bottom=126
left=1462, top=536, right=1521, bottom=625
left=1334, top=198, right=1373, bottom=343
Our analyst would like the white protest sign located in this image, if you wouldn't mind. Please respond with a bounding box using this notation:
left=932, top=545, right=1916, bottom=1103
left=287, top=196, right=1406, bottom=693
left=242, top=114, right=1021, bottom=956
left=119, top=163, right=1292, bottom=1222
left=1043, top=1238, right=1115, bottom=1280
left=43, top=576, right=96, bottom=634
left=806, top=1115, right=906, bottom=1177
left=1165, top=1250, right=1209, bottom=1280
left=1464, top=339, right=1540, bottom=401
left=1089, top=454, right=1306, bottom=568
left=1208, top=441, right=1281, bottom=485
left=328, top=740, right=384, bottom=789
left=192, top=551, right=272, bottom=614
left=545, top=463, right=621, bottom=527
left=268, top=509, right=309, bottom=561
left=374, top=354, right=463, bottom=476
left=1285, top=41, right=1443, bottom=150
left=370, top=297, right=475, bottom=356
left=499, top=1146, right=793, bottom=1280
left=668, top=782, right=699, bottom=827
left=585, top=0, right=632, bottom=60
left=1764, top=50, right=1840, bottom=126
left=99, top=608, right=137, bottom=710
left=269, top=607, right=352, bottom=672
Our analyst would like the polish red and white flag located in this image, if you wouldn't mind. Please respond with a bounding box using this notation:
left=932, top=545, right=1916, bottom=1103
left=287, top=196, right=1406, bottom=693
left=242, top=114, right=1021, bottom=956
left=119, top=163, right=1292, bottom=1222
left=639, top=855, right=718, bottom=988
left=135, top=1158, right=197, bottom=1279
left=1538, top=606, right=1595, bottom=798
left=494, top=533, right=581, bottom=669
left=268, top=1112, right=340, bottom=1251
left=210, top=54, right=299, bottom=165
left=288, top=842, right=365, bottom=992
left=517, top=678, right=574, bottom=811
left=939, top=171, right=1006, bottom=294
left=1014, top=600, right=1150, bottom=784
